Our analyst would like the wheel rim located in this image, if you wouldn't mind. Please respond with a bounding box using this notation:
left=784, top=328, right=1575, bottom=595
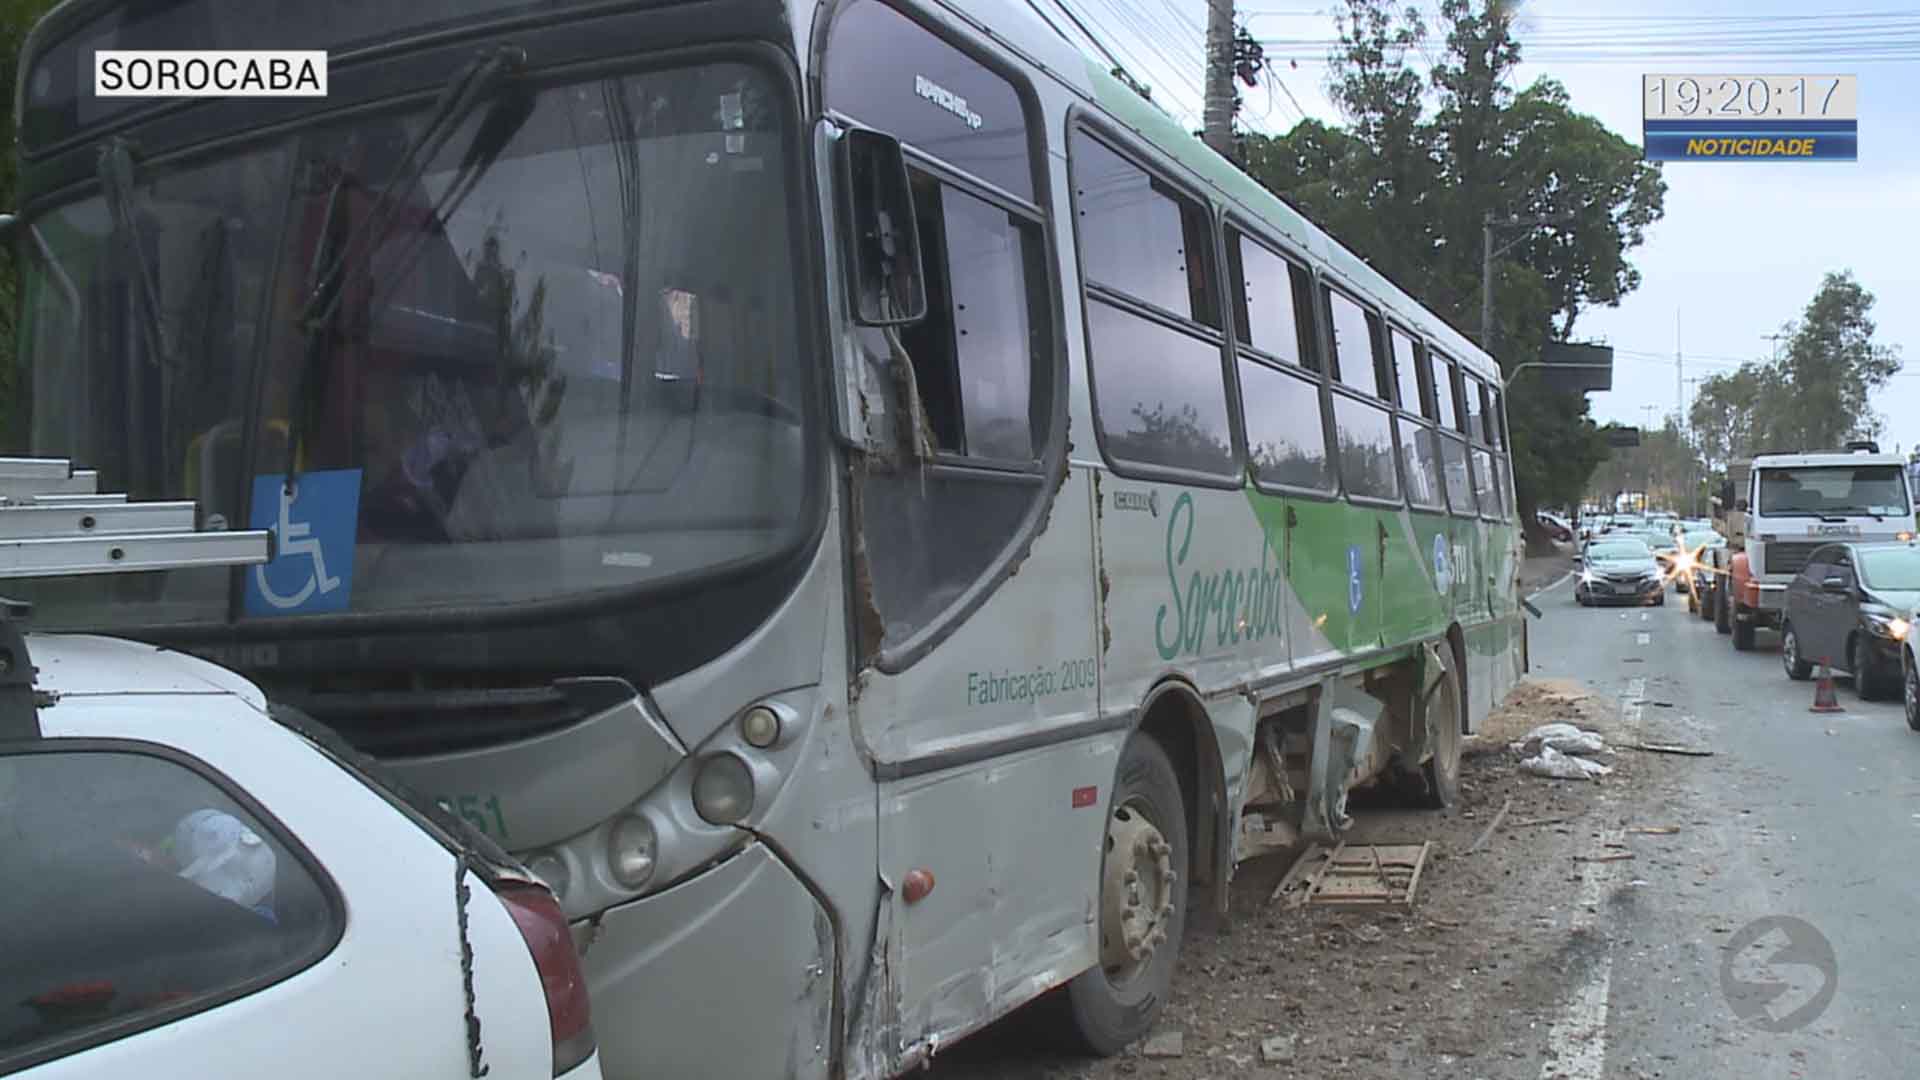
left=1098, top=799, right=1175, bottom=985
left=1906, top=662, right=1918, bottom=722
left=1854, top=638, right=1869, bottom=691
left=1783, top=627, right=1798, bottom=673
left=1431, top=667, right=1461, bottom=789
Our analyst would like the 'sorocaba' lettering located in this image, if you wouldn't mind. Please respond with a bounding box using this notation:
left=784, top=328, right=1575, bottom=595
left=98, top=55, right=322, bottom=94
left=1155, top=492, right=1286, bottom=661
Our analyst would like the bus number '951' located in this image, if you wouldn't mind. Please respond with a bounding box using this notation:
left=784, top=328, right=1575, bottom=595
left=436, top=793, right=510, bottom=841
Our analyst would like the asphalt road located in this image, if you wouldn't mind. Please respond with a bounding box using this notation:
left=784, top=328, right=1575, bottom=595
left=1529, top=574, right=1920, bottom=1079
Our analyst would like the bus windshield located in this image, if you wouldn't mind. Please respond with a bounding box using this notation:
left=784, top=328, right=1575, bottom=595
left=1756, top=465, right=1910, bottom=518
left=20, top=62, right=811, bottom=626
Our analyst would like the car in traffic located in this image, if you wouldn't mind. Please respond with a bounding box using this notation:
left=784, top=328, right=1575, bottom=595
left=1684, top=530, right=1728, bottom=617
left=1575, top=536, right=1666, bottom=607
left=4, top=632, right=603, bottom=1080
left=1536, top=511, right=1574, bottom=543
left=1667, top=526, right=1724, bottom=597
left=1779, top=540, right=1920, bottom=701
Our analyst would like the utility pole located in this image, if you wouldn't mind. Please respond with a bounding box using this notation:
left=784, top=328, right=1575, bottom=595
left=1686, top=375, right=1704, bottom=514
left=1481, top=212, right=1579, bottom=351
left=1763, top=332, right=1789, bottom=362
left=1641, top=404, right=1659, bottom=509
left=1677, top=310, right=1686, bottom=514
left=1203, top=0, right=1237, bottom=157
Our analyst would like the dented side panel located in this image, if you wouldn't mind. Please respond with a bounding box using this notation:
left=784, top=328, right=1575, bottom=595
left=583, top=843, right=834, bottom=1080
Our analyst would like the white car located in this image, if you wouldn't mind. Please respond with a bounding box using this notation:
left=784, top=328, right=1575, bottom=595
left=1, top=632, right=603, bottom=1080
left=1905, top=616, right=1920, bottom=733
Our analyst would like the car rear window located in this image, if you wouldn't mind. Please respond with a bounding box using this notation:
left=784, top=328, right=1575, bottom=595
left=0, top=744, right=339, bottom=1072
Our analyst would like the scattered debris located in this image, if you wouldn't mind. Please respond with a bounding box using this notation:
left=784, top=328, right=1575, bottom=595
left=1626, top=825, right=1681, bottom=835
left=1572, top=852, right=1635, bottom=863
left=1141, top=1030, right=1184, bottom=1059
left=1260, top=1034, right=1299, bottom=1064
left=1466, top=797, right=1514, bottom=854
left=1520, top=744, right=1614, bottom=780
left=1273, top=842, right=1433, bottom=910
left=1511, top=814, right=1577, bottom=828
left=1630, top=742, right=1715, bottom=757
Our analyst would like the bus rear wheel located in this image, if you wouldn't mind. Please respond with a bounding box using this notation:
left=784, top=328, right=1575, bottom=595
left=1058, top=734, right=1189, bottom=1056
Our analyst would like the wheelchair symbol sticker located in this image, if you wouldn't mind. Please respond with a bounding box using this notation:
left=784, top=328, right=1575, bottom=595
left=244, top=470, right=362, bottom=616
left=1347, top=544, right=1364, bottom=615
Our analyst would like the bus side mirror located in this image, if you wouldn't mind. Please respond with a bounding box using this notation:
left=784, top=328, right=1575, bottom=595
left=835, top=128, right=927, bottom=327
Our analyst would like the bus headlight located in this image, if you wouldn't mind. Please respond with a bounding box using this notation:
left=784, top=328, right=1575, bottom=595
left=606, top=813, right=658, bottom=889
left=526, top=850, right=572, bottom=901
left=740, top=705, right=781, bottom=748
left=692, top=753, right=756, bottom=825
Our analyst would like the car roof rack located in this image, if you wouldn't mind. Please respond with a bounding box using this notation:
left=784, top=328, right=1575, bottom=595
left=0, top=456, right=275, bottom=741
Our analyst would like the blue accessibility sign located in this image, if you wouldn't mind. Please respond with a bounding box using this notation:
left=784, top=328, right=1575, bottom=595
left=1347, top=544, right=1364, bottom=615
left=244, top=469, right=363, bottom=617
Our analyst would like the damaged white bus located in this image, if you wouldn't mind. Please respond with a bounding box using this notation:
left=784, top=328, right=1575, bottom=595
left=10, top=0, right=1523, bottom=1074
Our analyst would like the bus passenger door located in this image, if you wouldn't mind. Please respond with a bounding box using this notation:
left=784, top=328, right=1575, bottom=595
left=821, top=10, right=1103, bottom=1062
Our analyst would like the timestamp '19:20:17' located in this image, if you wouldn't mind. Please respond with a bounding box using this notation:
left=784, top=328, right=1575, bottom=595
left=1648, top=77, right=1843, bottom=118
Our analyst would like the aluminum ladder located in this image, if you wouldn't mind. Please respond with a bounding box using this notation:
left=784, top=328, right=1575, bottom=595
left=0, top=456, right=275, bottom=738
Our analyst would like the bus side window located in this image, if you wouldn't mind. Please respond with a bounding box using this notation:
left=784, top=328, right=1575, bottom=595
left=894, top=174, right=1046, bottom=462
left=1072, top=129, right=1234, bottom=479
left=1227, top=228, right=1332, bottom=493
left=1431, top=349, right=1476, bottom=516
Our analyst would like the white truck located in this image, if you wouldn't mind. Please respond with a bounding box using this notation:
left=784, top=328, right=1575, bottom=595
left=1706, top=442, right=1917, bottom=650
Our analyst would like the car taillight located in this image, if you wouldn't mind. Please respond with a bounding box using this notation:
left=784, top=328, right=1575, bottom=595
left=498, top=883, right=595, bottom=1076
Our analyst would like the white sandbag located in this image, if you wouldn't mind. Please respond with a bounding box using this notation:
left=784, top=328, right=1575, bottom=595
left=1519, top=744, right=1614, bottom=781
left=1511, top=721, right=1607, bottom=757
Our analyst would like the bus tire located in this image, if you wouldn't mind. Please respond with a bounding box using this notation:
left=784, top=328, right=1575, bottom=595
left=1419, top=642, right=1464, bottom=809
left=1714, top=584, right=1732, bottom=635
left=1059, top=733, right=1189, bottom=1057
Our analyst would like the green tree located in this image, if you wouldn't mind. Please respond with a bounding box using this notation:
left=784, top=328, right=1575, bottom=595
left=1689, top=271, right=1899, bottom=462
left=1238, top=0, right=1666, bottom=546
left=0, top=0, right=62, bottom=445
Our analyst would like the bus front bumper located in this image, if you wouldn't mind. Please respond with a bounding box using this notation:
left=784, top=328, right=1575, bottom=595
left=574, top=841, right=835, bottom=1080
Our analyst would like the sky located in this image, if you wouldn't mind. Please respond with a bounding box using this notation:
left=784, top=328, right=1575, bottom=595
left=1056, top=0, right=1920, bottom=451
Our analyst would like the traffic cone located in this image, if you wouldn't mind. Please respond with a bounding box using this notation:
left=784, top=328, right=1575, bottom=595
left=1810, top=657, right=1843, bottom=713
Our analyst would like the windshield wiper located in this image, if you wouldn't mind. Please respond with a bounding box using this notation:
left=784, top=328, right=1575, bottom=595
left=281, top=45, right=529, bottom=489
left=96, top=137, right=174, bottom=373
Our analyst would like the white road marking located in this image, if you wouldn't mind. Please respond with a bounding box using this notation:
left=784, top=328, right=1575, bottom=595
left=1635, top=632, right=1650, bottom=646
left=1640, top=612, right=1649, bottom=622
left=1536, top=679, right=1642, bottom=1080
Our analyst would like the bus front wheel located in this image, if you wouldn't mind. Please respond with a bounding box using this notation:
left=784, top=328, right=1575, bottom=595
left=1059, top=734, right=1189, bottom=1056
left=1420, top=644, right=1464, bottom=809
